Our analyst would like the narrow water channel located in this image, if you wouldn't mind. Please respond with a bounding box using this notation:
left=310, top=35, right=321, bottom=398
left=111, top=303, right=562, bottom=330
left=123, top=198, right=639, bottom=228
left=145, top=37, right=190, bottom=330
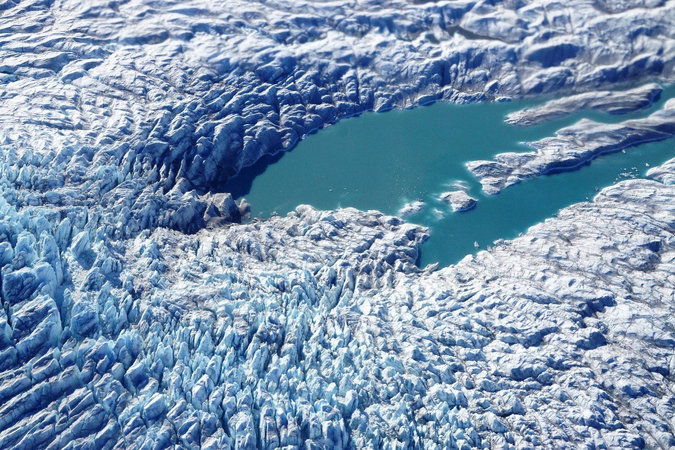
left=223, top=86, right=675, bottom=267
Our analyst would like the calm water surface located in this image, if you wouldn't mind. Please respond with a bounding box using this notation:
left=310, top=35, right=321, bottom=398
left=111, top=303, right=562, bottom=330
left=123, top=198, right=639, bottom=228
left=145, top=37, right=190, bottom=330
left=224, top=86, right=675, bottom=267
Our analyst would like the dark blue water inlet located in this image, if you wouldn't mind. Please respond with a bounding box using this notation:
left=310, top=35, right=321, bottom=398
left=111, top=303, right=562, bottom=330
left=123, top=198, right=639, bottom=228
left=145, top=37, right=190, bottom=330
left=223, top=86, right=675, bottom=267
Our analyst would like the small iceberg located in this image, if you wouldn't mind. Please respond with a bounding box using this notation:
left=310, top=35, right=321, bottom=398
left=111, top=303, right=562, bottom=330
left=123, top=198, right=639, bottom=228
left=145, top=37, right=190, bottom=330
left=398, top=200, right=425, bottom=218
left=439, top=190, right=477, bottom=212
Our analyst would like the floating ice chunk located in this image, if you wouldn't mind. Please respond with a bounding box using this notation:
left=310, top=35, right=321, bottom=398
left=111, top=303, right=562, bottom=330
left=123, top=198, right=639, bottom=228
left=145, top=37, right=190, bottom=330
left=398, top=200, right=424, bottom=218
left=439, top=190, right=478, bottom=212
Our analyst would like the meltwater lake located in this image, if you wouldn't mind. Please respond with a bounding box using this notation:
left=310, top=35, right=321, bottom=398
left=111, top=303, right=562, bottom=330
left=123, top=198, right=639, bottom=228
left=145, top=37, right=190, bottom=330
left=224, top=86, right=675, bottom=267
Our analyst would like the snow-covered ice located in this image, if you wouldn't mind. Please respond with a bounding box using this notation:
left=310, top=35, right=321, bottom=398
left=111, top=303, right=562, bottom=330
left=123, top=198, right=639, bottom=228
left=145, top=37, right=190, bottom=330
left=0, top=0, right=673, bottom=448
left=2, top=162, right=674, bottom=448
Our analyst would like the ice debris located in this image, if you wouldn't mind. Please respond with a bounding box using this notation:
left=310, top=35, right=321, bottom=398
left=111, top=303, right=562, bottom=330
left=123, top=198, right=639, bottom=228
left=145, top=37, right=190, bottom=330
left=398, top=200, right=425, bottom=218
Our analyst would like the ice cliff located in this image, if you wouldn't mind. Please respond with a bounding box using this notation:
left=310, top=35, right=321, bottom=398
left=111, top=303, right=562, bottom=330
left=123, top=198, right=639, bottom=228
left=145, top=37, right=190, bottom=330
left=0, top=0, right=674, bottom=448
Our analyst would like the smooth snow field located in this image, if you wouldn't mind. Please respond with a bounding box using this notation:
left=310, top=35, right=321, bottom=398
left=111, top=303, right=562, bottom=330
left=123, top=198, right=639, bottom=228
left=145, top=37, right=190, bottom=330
left=224, top=86, right=675, bottom=266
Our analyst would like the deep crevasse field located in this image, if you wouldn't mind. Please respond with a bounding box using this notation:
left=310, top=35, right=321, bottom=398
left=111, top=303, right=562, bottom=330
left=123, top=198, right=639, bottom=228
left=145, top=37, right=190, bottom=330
left=0, top=0, right=674, bottom=448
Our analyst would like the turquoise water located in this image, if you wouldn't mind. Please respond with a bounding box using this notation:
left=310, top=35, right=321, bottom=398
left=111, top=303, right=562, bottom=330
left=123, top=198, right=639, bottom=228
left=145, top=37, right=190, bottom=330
left=223, top=86, right=675, bottom=267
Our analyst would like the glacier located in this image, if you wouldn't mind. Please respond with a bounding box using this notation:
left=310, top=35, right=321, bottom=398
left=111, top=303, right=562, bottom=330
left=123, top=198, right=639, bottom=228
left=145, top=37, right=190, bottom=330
left=0, top=0, right=674, bottom=448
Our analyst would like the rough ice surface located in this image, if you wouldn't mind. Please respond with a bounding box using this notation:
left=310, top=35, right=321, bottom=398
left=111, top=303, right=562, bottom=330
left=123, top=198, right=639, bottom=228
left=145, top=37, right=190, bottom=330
left=504, top=83, right=663, bottom=126
left=0, top=0, right=674, bottom=448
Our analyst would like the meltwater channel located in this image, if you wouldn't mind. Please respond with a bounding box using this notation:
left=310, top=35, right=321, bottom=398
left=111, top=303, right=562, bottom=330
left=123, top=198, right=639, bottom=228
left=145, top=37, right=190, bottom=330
left=223, top=86, right=675, bottom=267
